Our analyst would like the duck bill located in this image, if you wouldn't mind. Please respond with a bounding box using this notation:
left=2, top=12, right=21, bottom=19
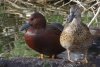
left=20, top=22, right=31, bottom=31
left=68, top=12, right=75, bottom=22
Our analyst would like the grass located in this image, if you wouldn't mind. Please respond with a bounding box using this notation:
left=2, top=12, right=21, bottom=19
left=0, top=33, right=39, bottom=58
left=9, top=38, right=39, bottom=58
left=46, top=14, right=64, bottom=24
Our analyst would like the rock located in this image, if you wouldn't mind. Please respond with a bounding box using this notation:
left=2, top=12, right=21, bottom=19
left=0, top=57, right=100, bottom=67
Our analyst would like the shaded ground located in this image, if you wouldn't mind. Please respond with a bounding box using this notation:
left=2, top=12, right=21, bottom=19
left=0, top=56, right=100, bottom=67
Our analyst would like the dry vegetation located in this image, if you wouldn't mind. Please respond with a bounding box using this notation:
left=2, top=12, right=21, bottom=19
left=1, top=0, right=100, bottom=27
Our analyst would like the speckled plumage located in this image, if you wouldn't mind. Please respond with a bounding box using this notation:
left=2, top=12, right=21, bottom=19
left=60, top=21, right=92, bottom=52
left=60, top=5, right=93, bottom=63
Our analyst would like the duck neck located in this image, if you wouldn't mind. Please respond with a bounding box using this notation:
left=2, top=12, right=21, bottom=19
left=73, top=16, right=81, bottom=24
left=26, top=27, right=45, bottom=35
left=30, top=26, right=45, bottom=32
left=32, top=26, right=46, bottom=30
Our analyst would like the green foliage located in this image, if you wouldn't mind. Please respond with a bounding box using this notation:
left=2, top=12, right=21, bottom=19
left=0, top=13, right=23, bottom=27
left=46, top=14, right=64, bottom=24
left=0, top=3, right=6, bottom=13
left=10, top=38, right=39, bottom=57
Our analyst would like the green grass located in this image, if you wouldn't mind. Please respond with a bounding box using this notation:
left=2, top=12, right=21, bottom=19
left=0, top=34, right=39, bottom=58
left=9, top=39, right=39, bottom=58
left=46, top=14, right=64, bottom=24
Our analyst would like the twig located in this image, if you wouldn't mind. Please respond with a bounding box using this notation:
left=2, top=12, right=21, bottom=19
left=88, top=2, right=100, bottom=10
left=6, top=0, right=26, bottom=9
left=14, top=0, right=18, bottom=3
left=18, top=0, right=33, bottom=6
left=91, top=7, right=98, bottom=27
left=54, top=0, right=63, bottom=5
left=88, top=6, right=100, bottom=27
left=59, top=0, right=72, bottom=8
left=72, top=0, right=87, bottom=10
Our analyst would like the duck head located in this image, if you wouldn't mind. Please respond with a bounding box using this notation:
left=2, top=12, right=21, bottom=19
left=21, top=12, right=46, bottom=31
left=68, top=4, right=83, bottom=22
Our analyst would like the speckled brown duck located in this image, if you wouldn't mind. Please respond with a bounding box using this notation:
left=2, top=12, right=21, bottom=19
left=20, top=12, right=65, bottom=58
left=60, top=4, right=93, bottom=63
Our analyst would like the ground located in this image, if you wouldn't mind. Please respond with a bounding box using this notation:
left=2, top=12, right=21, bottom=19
left=0, top=56, right=100, bottom=67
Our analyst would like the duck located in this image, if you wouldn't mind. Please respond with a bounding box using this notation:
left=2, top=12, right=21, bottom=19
left=20, top=12, right=66, bottom=58
left=60, top=4, right=93, bottom=63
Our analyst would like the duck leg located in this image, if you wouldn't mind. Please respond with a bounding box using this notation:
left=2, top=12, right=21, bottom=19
left=49, top=55, right=56, bottom=59
left=84, top=50, right=88, bottom=63
left=38, top=54, right=44, bottom=59
left=51, top=55, right=55, bottom=59
left=67, top=49, right=74, bottom=62
left=81, top=50, right=88, bottom=64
